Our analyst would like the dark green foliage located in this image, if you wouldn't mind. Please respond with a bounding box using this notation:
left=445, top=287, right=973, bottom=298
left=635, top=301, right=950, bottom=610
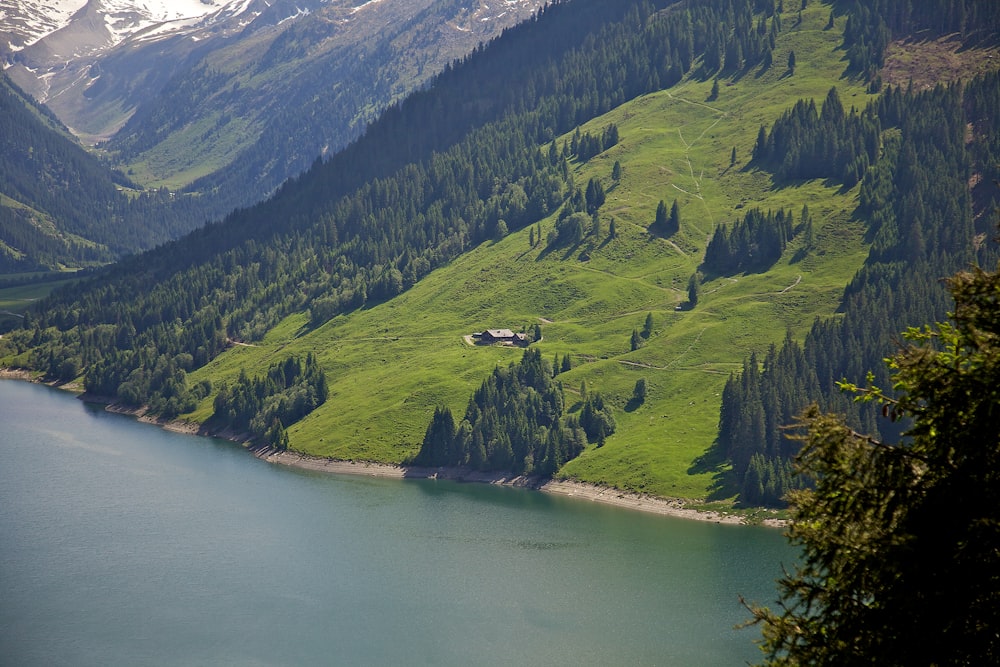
left=652, top=198, right=680, bottom=236
left=753, top=87, right=880, bottom=186
left=631, top=378, right=647, bottom=405
left=740, top=453, right=802, bottom=507
left=561, top=354, right=573, bottom=374
left=786, top=49, right=795, bottom=73
left=212, top=353, right=328, bottom=449
left=0, top=74, right=119, bottom=270
left=573, top=124, right=620, bottom=162
left=749, top=263, right=1000, bottom=665
left=585, top=177, right=606, bottom=214
left=654, top=200, right=668, bottom=231
left=703, top=208, right=795, bottom=275
left=612, top=160, right=622, bottom=181
left=630, top=328, right=643, bottom=351
left=413, top=349, right=585, bottom=476
left=687, top=273, right=701, bottom=307
left=554, top=212, right=589, bottom=247
left=721, top=75, right=999, bottom=507
left=642, top=312, right=654, bottom=339
left=417, top=406, right=458, bottom=468
left=579, top=392, right=616, bottom=444
left=668, top=199, right=681, bottom=235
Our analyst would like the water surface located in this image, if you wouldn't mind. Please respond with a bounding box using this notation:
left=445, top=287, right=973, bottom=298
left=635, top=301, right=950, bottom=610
left=0, top=380, right=793, bottom=665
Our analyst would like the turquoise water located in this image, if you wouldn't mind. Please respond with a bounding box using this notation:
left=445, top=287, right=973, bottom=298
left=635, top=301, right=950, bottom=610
left=0, top=380, right=794, bottom=666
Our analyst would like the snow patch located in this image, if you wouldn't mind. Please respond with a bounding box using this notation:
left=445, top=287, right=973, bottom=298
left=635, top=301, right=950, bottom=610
left=352, top=0, right=386, bottom=14
left=277, top=7, right=311, bottom=26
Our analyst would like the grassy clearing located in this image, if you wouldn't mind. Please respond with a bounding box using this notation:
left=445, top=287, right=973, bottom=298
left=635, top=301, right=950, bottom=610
left=185, top=2, right=874, bottom=501
left=0, top=276, right=79, bottom=331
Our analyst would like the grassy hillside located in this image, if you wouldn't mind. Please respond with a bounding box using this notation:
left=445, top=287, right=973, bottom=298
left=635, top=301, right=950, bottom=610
left=182, top=2, right=873, bottom=502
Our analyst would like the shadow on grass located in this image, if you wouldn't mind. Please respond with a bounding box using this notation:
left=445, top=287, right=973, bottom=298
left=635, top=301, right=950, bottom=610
left=688, top=439, right=739, bottom=502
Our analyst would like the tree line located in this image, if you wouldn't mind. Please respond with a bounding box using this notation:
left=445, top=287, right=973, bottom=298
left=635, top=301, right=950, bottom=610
left=212, top=353, right=328, bottom=449
left=752, top=87, right=880, bottom=187
left=702, top=207, right=797, bottom=275
left=719, top=73, right=999, bottom=507
left=412, top=349, right=614, bottom=476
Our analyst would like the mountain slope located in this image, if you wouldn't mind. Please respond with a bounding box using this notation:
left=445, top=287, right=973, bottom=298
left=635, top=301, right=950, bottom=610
left=3, top=0, right=999, bottom=508
left=0, top=72, right=134, bottom=271
left=3, top=0, right=546, bottom=233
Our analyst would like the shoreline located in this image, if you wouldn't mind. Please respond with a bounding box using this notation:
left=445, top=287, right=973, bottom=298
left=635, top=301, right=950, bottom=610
left=1, top=370, right=785, bottom=527
left=256, top=449, right=783, bottom=525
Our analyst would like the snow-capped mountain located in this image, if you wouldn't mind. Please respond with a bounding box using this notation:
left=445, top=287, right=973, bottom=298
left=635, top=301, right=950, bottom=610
left=2, top=0, right=539, bottom=140
left=1, top=0, right=543, bottom=235
left=1, top=1, right=250, bottom=59
left=1, top=0, right=328, bottom=117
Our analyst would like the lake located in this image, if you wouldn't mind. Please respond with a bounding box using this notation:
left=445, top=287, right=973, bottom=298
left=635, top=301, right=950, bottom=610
left=0, top=380, right=794, bottom=666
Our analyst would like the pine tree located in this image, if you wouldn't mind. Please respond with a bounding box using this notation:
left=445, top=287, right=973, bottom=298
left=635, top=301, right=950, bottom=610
left=687, top=273, right=700, bottom=308
left=630, top=328, right=643, bottom=351
left=748, top=265, right=1000, bottom=665
left=654, top=200, right=668, bottom=231
left=668, top=199, right=681, bottom=235
left=632, top=378, right=647, bottom=405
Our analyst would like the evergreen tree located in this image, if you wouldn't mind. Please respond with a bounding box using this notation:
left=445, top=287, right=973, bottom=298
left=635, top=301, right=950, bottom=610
left=668, top=199, right=681, bottom=235
left=654, top=200, right=668, bottom=232
left=561, top=354, right=573, bottom=373
left=787, top=49, right=796, bottom=73
left=749, top=264, right=1000, bottom=665
left=632, top=378, right=647, bottom=405
left=630, top=328, right=643, bottom=351
left=687, top=273, right=701, bottom=308
left=585, top=177, right=605, bottom=214
left=612, top=160, right=622, bottom=181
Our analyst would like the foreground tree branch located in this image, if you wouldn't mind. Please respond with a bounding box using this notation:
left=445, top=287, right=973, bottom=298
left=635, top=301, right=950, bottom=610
left=747, top=265, right=1000, bottom=666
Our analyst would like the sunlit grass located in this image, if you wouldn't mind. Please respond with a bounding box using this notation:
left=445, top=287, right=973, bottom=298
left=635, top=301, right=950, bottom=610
left=186, top=2, right=874, bottom=502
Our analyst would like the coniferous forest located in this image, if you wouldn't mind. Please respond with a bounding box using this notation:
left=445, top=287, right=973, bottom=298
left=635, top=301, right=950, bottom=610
left=720, top=75, right=1000, bottom=506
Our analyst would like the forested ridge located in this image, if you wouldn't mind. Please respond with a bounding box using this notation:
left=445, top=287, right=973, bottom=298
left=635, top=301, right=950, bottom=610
left=0, top=72, right=237, bottom=272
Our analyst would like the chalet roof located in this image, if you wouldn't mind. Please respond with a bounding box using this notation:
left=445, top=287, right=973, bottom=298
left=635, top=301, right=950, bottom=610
left=485, top=329, right=516, bottom=338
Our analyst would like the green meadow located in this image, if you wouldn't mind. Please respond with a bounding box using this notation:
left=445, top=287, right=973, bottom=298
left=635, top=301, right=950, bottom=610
left=180, top=3, right=873, bottom=501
